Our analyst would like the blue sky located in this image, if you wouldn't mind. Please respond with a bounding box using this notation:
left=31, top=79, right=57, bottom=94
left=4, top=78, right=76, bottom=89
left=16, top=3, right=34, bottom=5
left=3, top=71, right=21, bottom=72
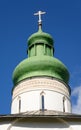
left=0, top=0, right=81, bottom=114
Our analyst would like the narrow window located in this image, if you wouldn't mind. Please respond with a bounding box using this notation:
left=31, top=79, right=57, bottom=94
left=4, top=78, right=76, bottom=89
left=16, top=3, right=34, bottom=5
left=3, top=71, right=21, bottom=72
left=19, top=99, right=21, bottom=113
left=40, top=91, right=45, bottom=111
left=63, top=96, right=65, bottom=112
left=18, top=96, right=21, bottom=113
left=42, top=95, right=44, bottom=110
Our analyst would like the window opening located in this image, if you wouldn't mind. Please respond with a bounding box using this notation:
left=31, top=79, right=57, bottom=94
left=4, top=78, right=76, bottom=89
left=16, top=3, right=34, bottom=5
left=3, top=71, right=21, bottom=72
left=63, top=96, right=66, bottom=112
left=42, top=95, right=44, bottom=110
left=40, top=91, right=45, bottom=111
left=18, top=96, right=21, bottom=113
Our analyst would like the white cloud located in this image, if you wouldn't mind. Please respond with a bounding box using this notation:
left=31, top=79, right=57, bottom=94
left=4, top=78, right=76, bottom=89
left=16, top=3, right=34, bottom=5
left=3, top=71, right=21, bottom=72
left=72, top=86, right=81, bottom=114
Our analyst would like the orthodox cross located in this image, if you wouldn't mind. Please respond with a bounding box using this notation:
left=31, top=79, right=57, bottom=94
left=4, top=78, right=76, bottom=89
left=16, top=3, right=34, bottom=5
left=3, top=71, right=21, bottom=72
left=34, top=11, right=46, bottom=25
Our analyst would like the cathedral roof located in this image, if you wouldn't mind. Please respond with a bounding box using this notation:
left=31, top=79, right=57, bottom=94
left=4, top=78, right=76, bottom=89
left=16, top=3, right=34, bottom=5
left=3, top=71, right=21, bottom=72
left=12, top=56, right=69, bottom=86
left=0, top=110, right=81, bottom=120
left=28, top=28, right=53, bottom=47
left=12, top=11, right=70, bottom=86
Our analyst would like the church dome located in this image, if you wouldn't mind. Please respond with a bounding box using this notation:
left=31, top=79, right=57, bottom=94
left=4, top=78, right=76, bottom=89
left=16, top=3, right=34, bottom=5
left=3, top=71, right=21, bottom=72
left=28, top=28, right=53, bottom=47
left=11, top=11, right=71, bottom=115
left=12, top=55, right=69, bottom=86
left=12, top=11, right=69, bottom=86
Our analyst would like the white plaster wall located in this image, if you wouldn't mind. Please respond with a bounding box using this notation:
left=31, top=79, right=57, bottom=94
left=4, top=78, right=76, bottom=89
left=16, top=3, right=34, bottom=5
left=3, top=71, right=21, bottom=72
left=0, top=121, right=81, bottom=130
left=65, top=97, right=72, bottom=112
left=11, top=77, right=71, bottom=114
left=11, top=90, right=71, bottom=114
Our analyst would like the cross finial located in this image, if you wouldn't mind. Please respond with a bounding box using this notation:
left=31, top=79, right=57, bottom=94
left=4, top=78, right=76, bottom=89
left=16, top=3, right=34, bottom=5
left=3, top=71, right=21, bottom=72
left=34, top=11, right=46, bottom=28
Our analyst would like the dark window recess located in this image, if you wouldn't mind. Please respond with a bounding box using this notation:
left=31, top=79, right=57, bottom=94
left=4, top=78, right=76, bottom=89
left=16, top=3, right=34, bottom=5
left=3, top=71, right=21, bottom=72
left=63, top=97, right=65, bottom=112
left=42, top=95, right=44, bottom=111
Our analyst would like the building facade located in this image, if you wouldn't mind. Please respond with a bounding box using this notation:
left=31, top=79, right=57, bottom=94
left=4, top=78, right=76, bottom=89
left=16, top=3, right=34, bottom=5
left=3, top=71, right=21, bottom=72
left=0, top=11, right=81, bottom=130
left=11, top=11, right=71, bottom=114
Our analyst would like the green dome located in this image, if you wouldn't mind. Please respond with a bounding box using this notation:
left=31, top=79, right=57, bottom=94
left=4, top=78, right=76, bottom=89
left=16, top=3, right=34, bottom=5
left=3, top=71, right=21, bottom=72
left=12, top=55, right=69, bottom=86
left=12, top=25, right=70, bottom=87
left=28, top=28, right=53, bottom=47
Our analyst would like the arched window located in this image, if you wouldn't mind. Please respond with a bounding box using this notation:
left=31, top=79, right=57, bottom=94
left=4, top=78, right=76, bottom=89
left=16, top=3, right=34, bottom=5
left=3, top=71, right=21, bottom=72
left=40, top=91, right=45, bottom=111
left=63, top=96, right=66, bottom=112
left=18, top=96, right=21, bottom=113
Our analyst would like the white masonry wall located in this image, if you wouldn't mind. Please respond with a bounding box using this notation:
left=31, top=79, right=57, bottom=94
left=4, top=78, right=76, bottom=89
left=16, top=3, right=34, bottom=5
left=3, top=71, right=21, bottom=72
left=0, top=120, right=81, bottom=130
left=11, top=77, right=71, bottom=114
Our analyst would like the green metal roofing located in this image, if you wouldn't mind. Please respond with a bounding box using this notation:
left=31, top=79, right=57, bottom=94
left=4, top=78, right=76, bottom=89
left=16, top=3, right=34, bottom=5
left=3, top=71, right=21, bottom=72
left=12, top=27, right=70, bottom=86
left=28, top=28, right=53, bottom=47
left=12, top=55, right=69, bottom=85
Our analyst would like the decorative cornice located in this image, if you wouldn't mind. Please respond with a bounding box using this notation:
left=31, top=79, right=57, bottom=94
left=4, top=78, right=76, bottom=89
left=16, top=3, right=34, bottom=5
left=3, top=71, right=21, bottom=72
left=12, top=77, right=70, bottom=100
